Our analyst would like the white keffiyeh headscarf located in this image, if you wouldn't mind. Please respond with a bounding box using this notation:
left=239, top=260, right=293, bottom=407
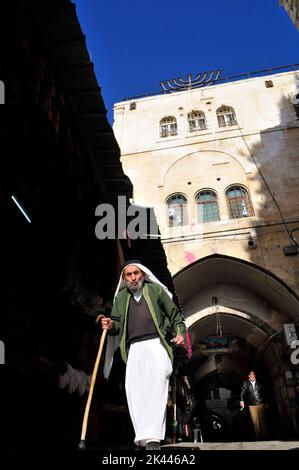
left=103, top=260, right=173, bottom=379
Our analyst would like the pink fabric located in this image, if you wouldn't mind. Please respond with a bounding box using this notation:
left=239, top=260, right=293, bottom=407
left=186, top=329, right=192, bottom=360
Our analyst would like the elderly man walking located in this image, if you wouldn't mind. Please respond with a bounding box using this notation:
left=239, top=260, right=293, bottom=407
left=101, top=260, right=187, bottom=450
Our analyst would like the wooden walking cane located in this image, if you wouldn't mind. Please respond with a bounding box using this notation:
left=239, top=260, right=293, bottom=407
left=171, top=329, right=179, bottom=444
left=171, top=368, right=178, bottom=443
left=78, top=314, right=107, bottom=450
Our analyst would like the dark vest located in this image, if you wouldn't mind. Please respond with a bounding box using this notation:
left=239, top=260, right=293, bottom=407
left=127, top=295, right=158, bottom=344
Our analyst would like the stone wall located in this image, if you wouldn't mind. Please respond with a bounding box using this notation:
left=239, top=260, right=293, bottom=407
left=114, top=70, right=299, bottom=297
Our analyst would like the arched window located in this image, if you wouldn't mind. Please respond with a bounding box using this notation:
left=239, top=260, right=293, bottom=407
left=216, top=105, right=237, bottom=127
left=188, top=111, right=206, bottom=132
left=166, top=194, right=187, bottom=226
left=226, top=186, right=254, bottom=219
left=160, top=116, right=177, bottom=138
left=196, top=190, right=220, bottom=223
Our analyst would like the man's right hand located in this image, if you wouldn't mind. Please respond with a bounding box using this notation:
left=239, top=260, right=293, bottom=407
left=240, top=401, right=245, bottom=409
left=101, top=317, right=113, bottom=330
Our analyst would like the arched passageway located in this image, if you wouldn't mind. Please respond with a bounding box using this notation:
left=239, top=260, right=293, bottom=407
left=174, top=255, right=299, bottom=441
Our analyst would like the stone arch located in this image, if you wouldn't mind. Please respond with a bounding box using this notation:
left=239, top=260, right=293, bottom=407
left=174, top=254, right=299, bottom=438
left=158, top=149, right=250, bottom=188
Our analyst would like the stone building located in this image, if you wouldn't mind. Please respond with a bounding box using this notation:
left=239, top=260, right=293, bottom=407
left=114, top=66, right=299, bottom=438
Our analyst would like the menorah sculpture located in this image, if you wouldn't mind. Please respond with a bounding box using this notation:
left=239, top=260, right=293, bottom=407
left=160, top=69, right=221, bottom=93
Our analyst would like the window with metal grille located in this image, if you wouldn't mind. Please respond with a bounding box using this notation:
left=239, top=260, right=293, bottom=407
left=166, top=194, right=187, bottom=226
left=216, top=105, right=237, bottom=127
left=160, top=116, right=177, bottom=138
left=226, top=186, right=254, bottom=219
left=196, top=190, right=220, bottom=223
left=188, top=110, right=206, bottom=132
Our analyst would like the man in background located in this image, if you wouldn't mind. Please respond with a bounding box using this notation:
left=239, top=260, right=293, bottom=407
left=240, top=370, right=269, bottom=440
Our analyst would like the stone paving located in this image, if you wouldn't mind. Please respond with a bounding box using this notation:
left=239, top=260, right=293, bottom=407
left=164, top=440, right=299, bottom=450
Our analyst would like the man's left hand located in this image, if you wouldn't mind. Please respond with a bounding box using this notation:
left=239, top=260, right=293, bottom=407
left=172, top=334, right=185, bottom=348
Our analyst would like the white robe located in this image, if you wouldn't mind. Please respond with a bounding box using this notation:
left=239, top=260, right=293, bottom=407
left=125, top=337, right=172, bottom=446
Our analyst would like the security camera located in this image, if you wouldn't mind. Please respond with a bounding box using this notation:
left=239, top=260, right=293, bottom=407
left=248, top=239, right=257, bottom=250
left=290, top=92, right=299, bottom=106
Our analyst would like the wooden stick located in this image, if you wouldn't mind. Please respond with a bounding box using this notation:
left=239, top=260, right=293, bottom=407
left=78, top=314, right=107, bottom=447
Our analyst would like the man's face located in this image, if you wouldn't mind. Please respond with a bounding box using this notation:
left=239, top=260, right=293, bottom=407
left=248, top=372, right=256, bottom=382
left=123, top=265, right=144, bottom=292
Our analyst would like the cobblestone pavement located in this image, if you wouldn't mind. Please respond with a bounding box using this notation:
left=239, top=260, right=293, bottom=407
left=164, top=440, right=299, bottom=450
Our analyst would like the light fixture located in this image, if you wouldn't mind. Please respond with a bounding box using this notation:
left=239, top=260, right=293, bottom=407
left=283, top=245, right=298, bottom=256
left=11, top=194, right=31, bottom=223
left=248, top=239, right=257, bottom=250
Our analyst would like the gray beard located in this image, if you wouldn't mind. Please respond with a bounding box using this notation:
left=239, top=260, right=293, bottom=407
left=126, top=277, right=144, bottom=293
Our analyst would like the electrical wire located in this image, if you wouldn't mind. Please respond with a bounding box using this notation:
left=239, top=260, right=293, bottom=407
left=237, top=122, right=297, bottom=246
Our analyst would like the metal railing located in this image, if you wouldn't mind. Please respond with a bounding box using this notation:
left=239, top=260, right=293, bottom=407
left=122, top=63, right=299, bottom=102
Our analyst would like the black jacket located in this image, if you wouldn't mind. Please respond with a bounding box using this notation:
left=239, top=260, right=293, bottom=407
left=240, top=379, right=264, bottom=405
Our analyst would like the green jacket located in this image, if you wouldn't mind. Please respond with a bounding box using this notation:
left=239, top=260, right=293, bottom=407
left=109, top=281, right=186, bottom=364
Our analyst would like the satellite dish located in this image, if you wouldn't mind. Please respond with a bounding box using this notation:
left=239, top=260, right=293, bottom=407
left=168, top=208, right=176, bottom=219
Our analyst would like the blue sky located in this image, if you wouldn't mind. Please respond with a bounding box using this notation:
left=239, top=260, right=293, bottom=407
left=74, top=0, right=299, bottom=124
